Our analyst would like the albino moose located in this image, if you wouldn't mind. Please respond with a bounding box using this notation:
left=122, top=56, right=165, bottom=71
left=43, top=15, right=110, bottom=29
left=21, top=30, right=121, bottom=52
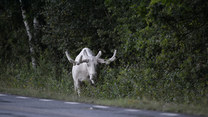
left=65, top=48, right=116, bottom=96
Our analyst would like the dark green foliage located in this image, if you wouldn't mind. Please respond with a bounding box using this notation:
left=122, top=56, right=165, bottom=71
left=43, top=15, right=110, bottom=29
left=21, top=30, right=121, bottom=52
left=0, top=0, right=207, bottom=105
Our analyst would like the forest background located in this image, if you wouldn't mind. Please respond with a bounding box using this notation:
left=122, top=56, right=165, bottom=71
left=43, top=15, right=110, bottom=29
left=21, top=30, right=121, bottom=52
left=0, top=0, right=207, bottom=115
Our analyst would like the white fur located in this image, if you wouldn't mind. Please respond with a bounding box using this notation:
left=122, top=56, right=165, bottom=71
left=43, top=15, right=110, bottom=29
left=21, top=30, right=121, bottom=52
left=65, top=48, right=116, bottom=96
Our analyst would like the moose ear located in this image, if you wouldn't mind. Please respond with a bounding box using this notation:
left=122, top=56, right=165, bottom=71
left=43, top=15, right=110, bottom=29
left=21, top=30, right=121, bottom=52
left=97, top=58, right=105, bottom=64
left=96, top=51, right=102, bottom=58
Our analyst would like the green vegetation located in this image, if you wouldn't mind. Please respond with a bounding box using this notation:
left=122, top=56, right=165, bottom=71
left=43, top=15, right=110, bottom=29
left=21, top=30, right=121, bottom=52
left=0, top=0, right=207, bottom=116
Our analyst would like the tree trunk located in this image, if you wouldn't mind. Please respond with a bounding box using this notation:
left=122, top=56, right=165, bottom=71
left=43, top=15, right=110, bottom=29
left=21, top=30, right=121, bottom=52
left=19, top=0, right=37, bottom=69
left=33, top=17, right=39, bottom=38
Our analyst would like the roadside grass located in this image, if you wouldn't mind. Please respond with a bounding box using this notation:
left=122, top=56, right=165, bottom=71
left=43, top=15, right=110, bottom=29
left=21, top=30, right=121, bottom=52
left=0, top=86, right=207, bottom=116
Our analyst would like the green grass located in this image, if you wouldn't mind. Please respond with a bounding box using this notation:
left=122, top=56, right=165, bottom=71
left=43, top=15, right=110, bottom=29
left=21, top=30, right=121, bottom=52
left=0, top=87, right=207, bottom=116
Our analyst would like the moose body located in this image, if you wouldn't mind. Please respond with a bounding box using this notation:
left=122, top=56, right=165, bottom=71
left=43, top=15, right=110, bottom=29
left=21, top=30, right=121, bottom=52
left=65, top=48, right=116, bottom=96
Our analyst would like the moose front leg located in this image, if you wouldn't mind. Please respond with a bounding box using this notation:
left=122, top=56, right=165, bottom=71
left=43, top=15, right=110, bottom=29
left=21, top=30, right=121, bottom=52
left=89, top=75, right=95, bottom=85
left=74, top=80, right=81, bottom=96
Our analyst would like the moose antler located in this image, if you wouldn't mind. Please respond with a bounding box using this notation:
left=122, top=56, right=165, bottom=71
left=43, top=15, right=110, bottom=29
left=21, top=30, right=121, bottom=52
left=65, top=51, right=77, bottom=65
left=65, top=51, right=89, bottom=65
left=98, top=50, right=117, bottom=64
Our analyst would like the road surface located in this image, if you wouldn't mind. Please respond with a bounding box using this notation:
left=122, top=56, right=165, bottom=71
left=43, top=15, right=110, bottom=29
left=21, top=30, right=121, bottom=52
left=0, top=93, right=202, bottom=117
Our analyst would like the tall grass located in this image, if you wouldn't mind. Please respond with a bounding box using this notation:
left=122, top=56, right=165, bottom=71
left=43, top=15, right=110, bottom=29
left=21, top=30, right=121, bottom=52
left=0, top=61, right=208, bottom=116
left=0, top=60, right=74, bottom=95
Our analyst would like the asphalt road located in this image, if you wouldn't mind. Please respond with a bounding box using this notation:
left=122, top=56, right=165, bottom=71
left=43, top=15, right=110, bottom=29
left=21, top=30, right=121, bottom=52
left=0, top=93, right=202, bottom=117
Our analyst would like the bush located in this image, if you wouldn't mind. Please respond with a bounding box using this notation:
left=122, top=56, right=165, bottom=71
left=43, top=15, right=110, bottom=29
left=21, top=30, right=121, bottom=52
left=0, top=58, right=74, bottom=94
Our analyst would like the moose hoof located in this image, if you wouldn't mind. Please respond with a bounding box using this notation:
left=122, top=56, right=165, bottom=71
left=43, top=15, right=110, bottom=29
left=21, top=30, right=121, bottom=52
left=90, top=80, right=95, bottom=85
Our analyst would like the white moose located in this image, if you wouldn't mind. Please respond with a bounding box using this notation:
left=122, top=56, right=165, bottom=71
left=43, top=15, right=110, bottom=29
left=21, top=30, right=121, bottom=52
left=65, top=48, right=116, bottom=96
